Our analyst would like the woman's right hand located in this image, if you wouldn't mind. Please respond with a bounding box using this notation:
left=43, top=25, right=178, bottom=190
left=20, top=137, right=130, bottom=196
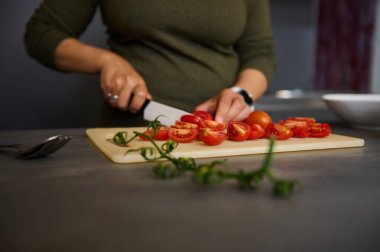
left=54, top=38, right=151, bottom=113
left=99, top=52, right=151, bottom=113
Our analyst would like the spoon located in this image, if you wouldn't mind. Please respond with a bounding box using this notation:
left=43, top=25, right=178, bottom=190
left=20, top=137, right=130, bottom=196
left=0, top=135, right=71, bottom=159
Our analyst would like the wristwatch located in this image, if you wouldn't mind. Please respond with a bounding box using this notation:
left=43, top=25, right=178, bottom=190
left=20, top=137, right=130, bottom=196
left=230, top=86, right=255, bottom=110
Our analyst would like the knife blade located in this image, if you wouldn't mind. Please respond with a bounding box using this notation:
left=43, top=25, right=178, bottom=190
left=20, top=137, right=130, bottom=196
left=142, top=100, right=190, bottom=126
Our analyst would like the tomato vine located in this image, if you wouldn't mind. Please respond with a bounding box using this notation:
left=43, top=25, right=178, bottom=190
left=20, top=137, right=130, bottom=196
left=113, top=117, right=301, bottom=197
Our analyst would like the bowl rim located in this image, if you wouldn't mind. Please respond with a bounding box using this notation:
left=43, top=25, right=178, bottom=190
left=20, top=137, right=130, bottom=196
left=322, top=93, right=380, bottom=102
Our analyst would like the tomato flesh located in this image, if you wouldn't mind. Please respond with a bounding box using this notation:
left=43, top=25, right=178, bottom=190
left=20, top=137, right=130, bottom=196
left=306, top=123, right=331, bottom=138
left=287, top=117, right=316, bottom=124
left=201, top=120, right=226, bottom=131
left=247, top=123, right=265, bottom=140
left=169, top=128, right=198, bottom=143
left=174, top=121, right=198, bottom=129
left=280, top=120, right=309, bottom=138
left=227, top=121, right=252, bottom=141
left=199, top=128, right=226, bottom=146
left=140, top=126, right=169, bottom=141
left=266, top=123, right=293, bottom=140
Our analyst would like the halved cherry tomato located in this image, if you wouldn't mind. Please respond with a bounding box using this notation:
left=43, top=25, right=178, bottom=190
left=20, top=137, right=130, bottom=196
left=227, top=121, right=252, bottom=141
left=180, top=114, right=202, bottom=126
left=279, top=120, right=309, bottom=138
left=199, top=128, right=226, bottom=146
left=287, top=117, right=316, bottom=124
left=173, top=121, right=198, bottom=129
left=243, top=110, right=272, bottom=129
left=266, top=123, right=293, bottom=140
left=306, top=123, right=331, bottom=138
left=291, top=125, right=309, bottom=138
left=140, top=126, right=170, bottom=141
left=201, top=120, right=226, bottom=131
left=247, top=123, right=265, bottom=140
left=169, top=128, right=198, bottom=143
left=192, top=110, right=213, bottom=121
left=280, top=119, right=308, bottom=128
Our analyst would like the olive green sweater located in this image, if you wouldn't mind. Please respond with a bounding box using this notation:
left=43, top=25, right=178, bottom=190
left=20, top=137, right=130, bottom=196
left=25, top=0, right=276, bottom=111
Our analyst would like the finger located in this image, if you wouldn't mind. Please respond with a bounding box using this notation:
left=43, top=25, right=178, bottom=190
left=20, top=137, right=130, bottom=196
left=129, top=84, right=149, bottom=113
left=222, top=96, right=247, bottom=122
left=100, top=69, right=115, bottom=99
left=107, top=75, right=125, bottom=108
left=195, top=98, right=218, bottom=114
left=117, top=76, right=136, bottom=110
left=214, top=90, right=234, bottom=123
left=231, top=104, right=252, bottom=122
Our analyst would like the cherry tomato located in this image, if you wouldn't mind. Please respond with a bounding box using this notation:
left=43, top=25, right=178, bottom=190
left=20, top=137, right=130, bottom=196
left=306, top=123, right=331, bottom=138
left=247, top=123, right=265, bottom=140
left=266, top=123, right=293, bottom=140
left=287, top=117, right=316, bottom=124
left=279, top=119, right=309, bottom=138
left=201, top=120, right=226, bottom=131
left=227, top=121, right=252, bottom=141
left=140, top=126, right=170, bottom=141
left=169, top=128, right=198, bottom=143
left=291, top=125, right=309, bottom=138
left=199, top=128, right=226, bottom=146
left=180, top=114, right=202, bottom=126
left=173, top=121, right=198, bottom=129
left=243, top=110, right=272, bottom=129
left=280, top=119, right=308, bottom=128
left=192, top=110, right=213, bottom=121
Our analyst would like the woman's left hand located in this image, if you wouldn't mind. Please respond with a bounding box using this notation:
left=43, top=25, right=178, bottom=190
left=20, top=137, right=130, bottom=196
left=195, top=88, right=252, bottom=123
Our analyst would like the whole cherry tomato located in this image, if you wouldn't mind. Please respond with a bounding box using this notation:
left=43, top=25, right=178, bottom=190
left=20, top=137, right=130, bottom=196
left=192, top=110, right=213, bottom=121
left=243, top=110, right=272, bottom=129
left=180, top=114, right=202, bottom=126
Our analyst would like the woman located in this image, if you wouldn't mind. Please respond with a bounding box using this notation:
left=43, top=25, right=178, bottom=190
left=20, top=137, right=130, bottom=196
left=24, top=0, right=275, bottom=125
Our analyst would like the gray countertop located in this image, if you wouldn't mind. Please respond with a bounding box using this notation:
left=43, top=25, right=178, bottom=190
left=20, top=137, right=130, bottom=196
left=1, top=110, right=380, bottom=252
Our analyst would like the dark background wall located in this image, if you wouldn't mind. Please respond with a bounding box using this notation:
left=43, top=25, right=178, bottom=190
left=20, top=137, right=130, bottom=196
left=0, top=0, right=317, bottom=130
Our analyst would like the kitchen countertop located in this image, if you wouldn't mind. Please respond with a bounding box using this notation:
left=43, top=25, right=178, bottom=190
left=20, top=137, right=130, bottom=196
left=1, top=109, right=380, bottom=252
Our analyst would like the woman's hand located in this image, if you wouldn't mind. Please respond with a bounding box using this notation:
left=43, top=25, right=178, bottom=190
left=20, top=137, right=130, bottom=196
left=196, top=69, right=268, bottom=123
left=195, top=88, right=252, bottom=123
left=99, top=53, right=151, bottom=113
left=54, top=38, right=151, bottom=113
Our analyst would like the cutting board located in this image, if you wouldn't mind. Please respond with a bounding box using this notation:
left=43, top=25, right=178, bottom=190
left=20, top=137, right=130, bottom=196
left=86, top=127, right=365, bottom=163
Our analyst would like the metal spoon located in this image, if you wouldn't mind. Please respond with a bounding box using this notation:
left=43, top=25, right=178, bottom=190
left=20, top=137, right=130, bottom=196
left=0, top=135, right=71, bottom=159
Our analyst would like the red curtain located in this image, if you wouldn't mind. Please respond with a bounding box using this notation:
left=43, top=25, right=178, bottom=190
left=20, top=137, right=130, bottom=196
left=315, top=0, right=377, bottom=92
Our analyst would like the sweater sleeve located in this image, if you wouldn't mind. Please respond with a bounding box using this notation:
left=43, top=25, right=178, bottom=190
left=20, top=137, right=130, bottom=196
left=24, top=0, right=99, bottom=69
left=235, top=0, right=276, bottom=83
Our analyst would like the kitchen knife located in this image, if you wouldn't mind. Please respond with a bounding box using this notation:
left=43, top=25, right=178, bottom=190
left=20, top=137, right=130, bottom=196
left=142, top=100, right=190, bottom=126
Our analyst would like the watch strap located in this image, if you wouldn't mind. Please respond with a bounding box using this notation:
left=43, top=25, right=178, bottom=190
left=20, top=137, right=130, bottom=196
left=230, top=86, right=255, bottom=110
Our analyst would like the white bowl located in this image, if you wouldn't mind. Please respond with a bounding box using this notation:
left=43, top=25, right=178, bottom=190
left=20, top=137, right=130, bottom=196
left=322, top=94, right=380, bottom=130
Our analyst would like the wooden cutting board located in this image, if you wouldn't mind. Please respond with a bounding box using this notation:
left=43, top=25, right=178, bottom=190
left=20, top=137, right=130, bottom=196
left=86, top=127, right=365, bottom=163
